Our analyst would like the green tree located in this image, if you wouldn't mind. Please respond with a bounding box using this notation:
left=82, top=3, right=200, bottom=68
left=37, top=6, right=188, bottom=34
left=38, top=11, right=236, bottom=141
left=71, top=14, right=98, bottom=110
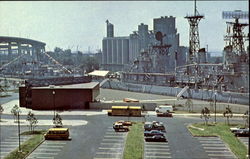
left=11, top=104, right=21, bottom=122
left=53, top=113, right=63, bottom=127
left=81, top=56, right=99, bottom=73
left=0, top=104, right=3, bottom=121
left=223, top=106, right=233, bottom=125
left=200, top=107, right=210, bottom=125
left=26, top=111, right=38, bottom=133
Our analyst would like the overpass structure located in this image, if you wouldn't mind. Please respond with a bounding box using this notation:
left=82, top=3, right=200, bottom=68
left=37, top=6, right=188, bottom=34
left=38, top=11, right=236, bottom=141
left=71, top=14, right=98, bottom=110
left=0, top=36, right=46, bottom=57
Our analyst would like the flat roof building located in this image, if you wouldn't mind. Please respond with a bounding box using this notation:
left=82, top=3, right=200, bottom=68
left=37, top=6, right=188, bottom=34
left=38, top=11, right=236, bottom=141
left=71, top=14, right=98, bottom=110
left=19, top=82, right=100, bottom=110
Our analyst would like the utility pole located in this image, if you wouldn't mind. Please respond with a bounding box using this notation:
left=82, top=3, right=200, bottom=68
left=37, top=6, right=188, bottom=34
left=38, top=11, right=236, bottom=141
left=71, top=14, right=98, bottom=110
left=17, top=109, right=21, bottom=152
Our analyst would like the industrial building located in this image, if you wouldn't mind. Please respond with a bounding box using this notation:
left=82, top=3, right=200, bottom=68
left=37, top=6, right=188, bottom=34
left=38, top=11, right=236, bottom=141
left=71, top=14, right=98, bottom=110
left=19, top=82, right=100, bottom=110
left=101, top=17, right=187, bottom=72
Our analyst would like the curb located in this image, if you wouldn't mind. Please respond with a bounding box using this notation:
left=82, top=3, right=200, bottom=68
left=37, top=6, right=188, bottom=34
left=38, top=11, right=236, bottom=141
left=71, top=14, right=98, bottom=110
left=24, top=137, right=45, bottom=159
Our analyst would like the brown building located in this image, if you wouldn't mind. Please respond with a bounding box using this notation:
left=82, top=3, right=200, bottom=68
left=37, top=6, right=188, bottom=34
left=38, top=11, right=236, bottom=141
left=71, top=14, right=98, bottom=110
left=19, top=82, right=99, bottom=110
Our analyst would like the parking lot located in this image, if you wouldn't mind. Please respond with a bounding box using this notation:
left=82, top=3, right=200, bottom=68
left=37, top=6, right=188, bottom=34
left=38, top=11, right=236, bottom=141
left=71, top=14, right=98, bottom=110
left=27, top=140, right=68, bottom=159
left=196, top=137, right=236, bottom=159
left=144, top=141, right=171, bottom=159
left=0, top=135, right=31, bottom=159
left=94, top=126, right=127, bottom=159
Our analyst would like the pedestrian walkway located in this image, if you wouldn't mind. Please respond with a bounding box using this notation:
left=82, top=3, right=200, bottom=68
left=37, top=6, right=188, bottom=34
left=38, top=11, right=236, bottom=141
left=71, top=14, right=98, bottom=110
left=93, top=126, right=127, bottom=159
left=144, top=141, right=171, bottom=159
left=196, top=137, right=236, bottom=159
left=0, top=135, right=31, bottom=158
left=238, top=137, right=249, bottom=149
left=26, top=140, right=67, bottom=159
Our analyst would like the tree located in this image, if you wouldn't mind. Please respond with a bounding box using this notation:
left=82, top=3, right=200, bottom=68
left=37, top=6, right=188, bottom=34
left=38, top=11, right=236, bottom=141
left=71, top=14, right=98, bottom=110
left=11, top=104, right=21, bottom=122
left=185, top=98, right=193, bottom=112
left=26, top=111, right=38, bottom=133
left=242, top=110, right=249, bottom=128
left=200, top=107, right=210, bottom=125
left=0, top=104, right=3, bottom=121
left=223, top=106, right=233, bottom=125
left=53, top=113, right=63, bottom=127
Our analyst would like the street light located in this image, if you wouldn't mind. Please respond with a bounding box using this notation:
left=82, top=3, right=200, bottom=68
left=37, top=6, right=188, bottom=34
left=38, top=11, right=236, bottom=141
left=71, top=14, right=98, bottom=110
left=214, top=91, right=217, bottom=124
left=52, top=90, right=56, bottom=119
left=17, top=108, right=21, bottom=152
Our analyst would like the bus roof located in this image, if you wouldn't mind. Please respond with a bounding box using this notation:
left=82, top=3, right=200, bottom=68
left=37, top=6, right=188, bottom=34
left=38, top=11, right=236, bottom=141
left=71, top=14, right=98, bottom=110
left=129, top=106, right=141, bottom=109
left=48, top=128, right=69, bottom=131
left=112, top=106, right=129, bottom=109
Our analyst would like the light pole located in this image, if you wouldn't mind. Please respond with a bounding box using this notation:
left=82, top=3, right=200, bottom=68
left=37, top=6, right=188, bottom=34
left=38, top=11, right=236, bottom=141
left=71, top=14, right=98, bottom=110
left=214, top=91, right=217, bottom=124
left=52, top=90, right=55, bottom=120
left=17, top=109, right=21, bottom=152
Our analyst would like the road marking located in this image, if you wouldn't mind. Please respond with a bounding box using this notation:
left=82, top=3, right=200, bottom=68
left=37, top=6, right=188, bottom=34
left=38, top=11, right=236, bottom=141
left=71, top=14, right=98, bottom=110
left=145, top=142, right=169, bottom=145
left=208, top=154, right=235, bottom=156
left=103, top=136, right=125, bottom=138
left=44, top=142, right=66, bottom=145
left=35, top=149, right=62, bottom=152
left=102, top=139, right=123, bottom=141
left=145, top=155, right=171, bottom=158
left=96, top=152, right=121, bottom=154
left=145, top=152, right=171, bottom=155
left=100, top=143, right=123, bottom=146
left=201, top=144, right=224, bottom=146
left=199, top=141, right=223, bottom=143
left=145, top=148, right=170, bottom=151
left=205, top=150, right=231, bottom=153
left=28, top=157, right=54, bottom=159
left=0, top=145, right=17, bottom=147
left=94, top=158, right=120, bottom=159
left=1, top=142, right=19, bottom=144
left=32, top=152, right=58, bottom=155
left=145, top=145, right=169, bottom=148
left=204, top=147, right=228, bottom=149
left=39, top=145, right=64, bottom=148
left=99, top=147, right=123, bottom=150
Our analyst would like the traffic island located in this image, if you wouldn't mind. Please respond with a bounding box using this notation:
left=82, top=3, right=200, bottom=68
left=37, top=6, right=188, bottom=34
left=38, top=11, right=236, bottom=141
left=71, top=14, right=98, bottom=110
left=4, top=130, right=46, bottom=159
left=123, top=122, right=144, bottom=159
left=187, top=122, right=248, bottom=159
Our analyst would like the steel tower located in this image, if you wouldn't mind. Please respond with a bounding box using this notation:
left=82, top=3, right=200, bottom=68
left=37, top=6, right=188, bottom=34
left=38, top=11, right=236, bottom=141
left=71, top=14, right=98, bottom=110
left=223, top=10, right=249, bottom=55
left=185, top=0, right=204, bottom=64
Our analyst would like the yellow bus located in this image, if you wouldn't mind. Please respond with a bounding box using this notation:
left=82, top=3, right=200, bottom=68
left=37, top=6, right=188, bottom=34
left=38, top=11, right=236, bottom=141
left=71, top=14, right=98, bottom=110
left=108, top=106, right=141, bottom=116
left=44, top=128, right=70, bottom=140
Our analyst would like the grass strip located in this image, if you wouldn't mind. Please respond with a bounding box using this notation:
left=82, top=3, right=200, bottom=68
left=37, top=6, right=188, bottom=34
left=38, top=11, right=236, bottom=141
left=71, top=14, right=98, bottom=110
left=188, top=122, right=247, bottom=159
left=4, top=130, right=46, bottom=159
left=123, top=122, right=144, bottom=159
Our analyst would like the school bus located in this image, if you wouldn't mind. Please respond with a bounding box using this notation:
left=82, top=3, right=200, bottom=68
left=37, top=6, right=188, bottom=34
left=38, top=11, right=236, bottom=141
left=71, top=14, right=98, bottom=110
left=107, top=106, right=141, bottom=116
left=44, top=128, right=70, bottom=140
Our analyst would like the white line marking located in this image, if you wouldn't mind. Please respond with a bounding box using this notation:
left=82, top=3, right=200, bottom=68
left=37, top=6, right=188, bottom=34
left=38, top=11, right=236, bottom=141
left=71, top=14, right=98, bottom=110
left=145, top=145, right=169, bottom=148
left=99, top=147, right=123, bottom=150
left=145, top=155, right=171, bottom=158
left=204, top=147, right=228, bottom=149
left=145, top=148, right=170, bottom=151
left=96, top=152, right=121, bottom=154
left=36, top=149, right=62, bottom=152
left=208, top=154, right=234, bottom=156
left=32, top=152, right=58, bottom=155
left=145, top=152, right=171, bottom=155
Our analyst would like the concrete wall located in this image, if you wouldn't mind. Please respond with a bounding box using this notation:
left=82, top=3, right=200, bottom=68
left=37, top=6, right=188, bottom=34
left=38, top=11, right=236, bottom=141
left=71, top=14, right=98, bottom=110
left=101, top=80, right=249, bottom=105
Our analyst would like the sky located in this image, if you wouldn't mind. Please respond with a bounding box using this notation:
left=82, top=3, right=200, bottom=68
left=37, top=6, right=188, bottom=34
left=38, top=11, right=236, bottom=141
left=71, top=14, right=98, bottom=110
left=0, top=1, right=248, bottom=53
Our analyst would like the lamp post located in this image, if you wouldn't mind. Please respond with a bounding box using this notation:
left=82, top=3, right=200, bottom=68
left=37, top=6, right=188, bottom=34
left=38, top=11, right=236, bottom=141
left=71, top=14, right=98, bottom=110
left=214, top=91, right=217, bottom=124
left=17, top=109, right=21, bottom=152
left=52, top=90, right=55, bottom=119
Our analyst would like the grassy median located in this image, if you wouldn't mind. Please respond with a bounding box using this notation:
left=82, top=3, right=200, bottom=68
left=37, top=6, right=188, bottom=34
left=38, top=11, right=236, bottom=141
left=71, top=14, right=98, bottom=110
left=4, top=130, right=46, bottom=159
left=188, top=122, right=248, bottom=159
left=123, top=122, right=144, bottom=159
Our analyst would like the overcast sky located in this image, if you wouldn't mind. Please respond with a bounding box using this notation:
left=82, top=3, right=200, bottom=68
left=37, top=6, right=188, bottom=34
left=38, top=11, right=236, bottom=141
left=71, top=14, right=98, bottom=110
left=0, top=1, right=248, bottom=53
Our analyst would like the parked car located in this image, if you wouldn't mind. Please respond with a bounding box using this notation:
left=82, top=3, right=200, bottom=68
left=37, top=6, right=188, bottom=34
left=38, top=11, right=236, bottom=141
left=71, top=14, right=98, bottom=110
left=145, top=135, right=167, bottom=142
left=233, top=128, right=249, bottom=137
left=115, top=120, right=132, bottom=126
left=144, top=130, right=164, bottom=137
left=144, top=121, right=166, bottom=132
left=157, top=112, right=173, bottom=117
left=230, top=127, right=246, bottom=133
left=113, top=123, right=129, bottom=132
